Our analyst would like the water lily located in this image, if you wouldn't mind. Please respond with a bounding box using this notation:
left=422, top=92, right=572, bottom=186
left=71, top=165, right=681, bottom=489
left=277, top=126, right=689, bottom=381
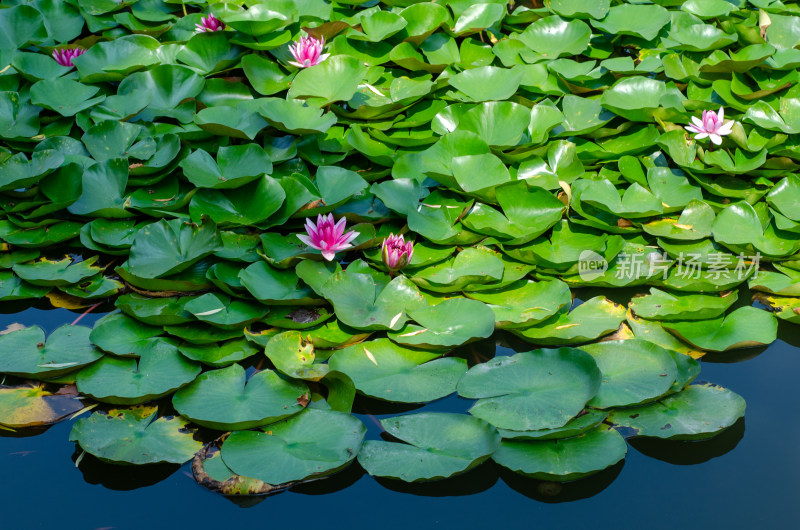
left=196, top=13, right=225, bottom=32
left=382, top=234, right=414, bottom=272
left=685, top=107, right=733, bottom=145
left=297, top=213, right=357, bottom=261
left=288, top=35, right=329, bottom=68
left=52, top=47, right=86, bottom=68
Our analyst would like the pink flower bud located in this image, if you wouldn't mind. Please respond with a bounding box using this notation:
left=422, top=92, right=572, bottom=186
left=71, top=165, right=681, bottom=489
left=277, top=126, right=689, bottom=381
left=381, top=234, right=414, bottom=271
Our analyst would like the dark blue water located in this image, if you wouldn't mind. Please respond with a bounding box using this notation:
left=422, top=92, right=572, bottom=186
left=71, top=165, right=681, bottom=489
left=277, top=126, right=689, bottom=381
left=1, top=304, right=798, bottom=530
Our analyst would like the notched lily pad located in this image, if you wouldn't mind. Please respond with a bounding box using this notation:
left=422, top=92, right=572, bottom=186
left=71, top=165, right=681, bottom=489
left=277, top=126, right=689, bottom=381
left=70, top=405, right=203, bottom=465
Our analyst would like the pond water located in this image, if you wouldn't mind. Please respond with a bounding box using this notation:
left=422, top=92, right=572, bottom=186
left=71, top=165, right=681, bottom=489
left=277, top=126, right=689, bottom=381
left=1, top=298, right=798, bottom=530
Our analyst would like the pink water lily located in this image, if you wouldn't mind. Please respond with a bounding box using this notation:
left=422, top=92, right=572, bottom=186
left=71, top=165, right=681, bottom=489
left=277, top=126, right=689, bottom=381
left=288, top=35, right=330, bottom=68
left=298, top=214, right=357, bottom=261
left=196, top=13, right=225, bottom=32
left=52, top=47, right=86, bottom=68
left=382, top=234, right=414, bottom=272
left=685, top=107, right=734, bottom=145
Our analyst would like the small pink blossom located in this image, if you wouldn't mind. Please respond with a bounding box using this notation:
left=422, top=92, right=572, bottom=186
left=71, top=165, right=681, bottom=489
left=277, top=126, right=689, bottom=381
left=288, top=35, right=330, bottom=68
left=381, top=234, right=414, bottom=272
left=196, top=13, right=225, bottom=33
left=52, top=47, right=86, bottom=68
left=297, top=213, right=358, bottom=261
left=685, top=107, right=734, bottom=145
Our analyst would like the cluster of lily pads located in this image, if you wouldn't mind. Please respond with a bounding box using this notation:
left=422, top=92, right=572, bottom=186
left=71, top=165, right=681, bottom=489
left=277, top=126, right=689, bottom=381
left=0, top=0, right=797, bottom=492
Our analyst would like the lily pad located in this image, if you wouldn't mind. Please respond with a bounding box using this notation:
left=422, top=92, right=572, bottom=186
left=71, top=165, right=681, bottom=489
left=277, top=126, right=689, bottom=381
left=172, top=364, right=308, bottom=431
left=358, top=413, right=500, bottom=482
left=630, top=288, right=738, bottom=321
left=664, top=307, right=778, bottom=351
left=76, top=339, right=200, bottom=405
left=609, top=384, right=745, bottom=440
left=328, top=338, right=467, bottom=403
left=464, top=279, right=570, bottom=329
left=457, top=348, right=601, bottom=431
left=0, top=324, right=100, bottom=379
left=221, top=408, right=365, bottom=485
left=510, top=297, right=626, bottom=345
left=387, top=298, right=495, bottom=349
left=70, top=406, right=202, bottom=465
left=493, top=425, right=627, bottom=482
left=580, top=340, right=678, bottom=409
left=0, top=383, right=84, bottom=429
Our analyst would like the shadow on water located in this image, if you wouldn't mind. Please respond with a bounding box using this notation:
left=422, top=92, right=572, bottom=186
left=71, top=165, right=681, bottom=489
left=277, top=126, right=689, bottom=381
left=628, top=417, right=746, bottom=465
left=374, top=461, right=499, bottom=497
left=499, top=461, right=625, bottom=503
left=74, top=451, right=182, bottom=491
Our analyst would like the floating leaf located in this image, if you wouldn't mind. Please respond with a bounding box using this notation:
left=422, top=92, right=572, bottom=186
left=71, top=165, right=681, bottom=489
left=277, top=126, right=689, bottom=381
left=328, top=338, right=467, bottom=403
left=458, top=348, right=601, bottom=431
left=221, top=408, right=365, bottom=484
left=358, top=413, right=500, bottom=482
left=70, top=406, right=202, bottom=465
left=493, top=425, right=627, bottom=482
left=609, top=384, right=745, bottom=440
left=172, top=364, right=308, bottom=430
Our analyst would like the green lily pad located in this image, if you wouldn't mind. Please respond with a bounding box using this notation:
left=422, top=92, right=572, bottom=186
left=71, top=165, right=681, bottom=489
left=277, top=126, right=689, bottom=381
left=30, top=78, right=104, bottom=117
left=115, top=293, right=194, bottom=326
left=0, top=324, right=100, bottom=379
left=221, top=408, right=365, bottom=485
left=498, top=410, right=609, bottom=441
left=387, top=297, right=495, bottom=349
left=127, top=217, right=222, bottom=279
left=510, top=297, right=626, bottom=345
left=609, top=383, right=745, bottom=440
left=255, top=97, right=337, bottom=134
left=287, top=55, right=367, bottom=105
left=358, top=413, right=500, bottom=482
left=448, top=66, right=522, bottom=102
left=239, top=261, right=320, bottom=305
left=591, top=4, right=670, bottom=41
left=642, top=199, right=715, bottom=241
left=630, top=288, right=738, bottom=321
left=172, top=364, right=308, bottom=431
left=580, top=340, right=678, bottom=409
left=518, top=15, right=591, bottom=58
left=184, top=292, right=268, bottom=330
left=493, top=425, right=627, bottom=482
left=70, top=405, right=203, bottom=465
left=0, top=271, right=50, bottom=301
left=320, top=269, right=425, bottom=330
left=461, top=181, right=567, bottom=244
left=89, top=313, right=163, bottom=357
left=13, top=255, right=103, bottom=287
left=163, top=323, right=242, bottom=345
left=664, top=307, right=778, bottom=352
left=457, top=348, right=601, bottom=431
left=178, top=338, right=260, bottom=368
left=465, top=279, right=572, bottom=329
left=179, top=144, right=272, bottom=189
left=189, top=175, right=286, bottom=227
left=263, top=330, right=321, bottom=379
left=76, top=339, right=200, bottom=405
left=328, top=338, right=467, bottom=403
left=410, top=247, right=505, bottom=293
